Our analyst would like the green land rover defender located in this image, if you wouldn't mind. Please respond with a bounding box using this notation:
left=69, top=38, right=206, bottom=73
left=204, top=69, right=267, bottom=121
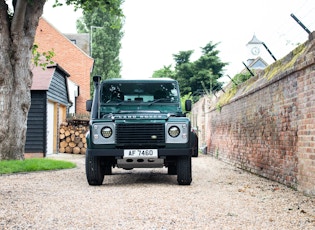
left=85, top=76, right=198, bottom=185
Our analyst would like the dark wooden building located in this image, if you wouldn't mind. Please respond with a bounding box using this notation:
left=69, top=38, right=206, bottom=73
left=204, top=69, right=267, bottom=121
left=25, top=64, right=70, bottom=158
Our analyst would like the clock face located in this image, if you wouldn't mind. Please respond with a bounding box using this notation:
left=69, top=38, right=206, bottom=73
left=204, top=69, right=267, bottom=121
left=251, top=46, right=260, bottom=55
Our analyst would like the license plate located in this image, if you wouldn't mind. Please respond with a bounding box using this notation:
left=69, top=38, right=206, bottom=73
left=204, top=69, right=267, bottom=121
left=124, top=149, right=158, bottom=158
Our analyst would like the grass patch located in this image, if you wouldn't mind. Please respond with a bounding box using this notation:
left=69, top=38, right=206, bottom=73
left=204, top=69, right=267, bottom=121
left=0, top=158, right=76, bottom=175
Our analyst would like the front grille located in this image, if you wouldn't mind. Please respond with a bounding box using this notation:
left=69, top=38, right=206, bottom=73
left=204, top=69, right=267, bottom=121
left=116, top=123, right=165, bottom=145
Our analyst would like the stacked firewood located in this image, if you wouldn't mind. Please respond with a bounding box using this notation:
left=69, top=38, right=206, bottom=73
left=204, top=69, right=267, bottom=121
left=59, top=122, right=88, bottom=154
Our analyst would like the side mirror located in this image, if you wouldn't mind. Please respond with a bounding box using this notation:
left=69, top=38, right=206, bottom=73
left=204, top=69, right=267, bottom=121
left=185, top=100, right=192, bottom=112
left=86, top=99, right=92, bottom=112
left=93, top=75, right=101, bottom=83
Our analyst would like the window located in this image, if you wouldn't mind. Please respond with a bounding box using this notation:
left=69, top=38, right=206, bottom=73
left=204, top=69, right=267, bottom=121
left=70, top=39, right=77, bottom=44
left=101, top=82, right=179, bottom=103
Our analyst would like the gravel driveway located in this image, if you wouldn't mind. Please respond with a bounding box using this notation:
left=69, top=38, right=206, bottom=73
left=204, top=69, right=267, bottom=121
left=1, top=153, right=314, bottom=229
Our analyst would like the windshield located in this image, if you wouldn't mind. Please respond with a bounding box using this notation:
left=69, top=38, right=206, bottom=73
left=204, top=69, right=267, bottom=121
left=100, top=81, right=180, bottom=104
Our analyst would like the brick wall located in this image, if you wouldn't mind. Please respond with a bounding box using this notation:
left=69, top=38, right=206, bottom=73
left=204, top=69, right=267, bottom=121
left=297, top=57, right=315, bottom=196
left=192, top=32, right=315, bottom=196
left=35, top=18, right=94, bottom=114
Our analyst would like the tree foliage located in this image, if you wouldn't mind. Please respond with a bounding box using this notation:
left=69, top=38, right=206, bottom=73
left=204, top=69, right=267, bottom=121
left=232, top=72, right=252, bottom=85
left=154, top=42, right=227, bottom=102
left=0, top=0, right=122, bottom=160
left=152, top=65, right=175, bottom=78
left=53, top=0, right=123, bottom=15
left=32, top=44, right=55, bottom=70
left=173, top=50, right=194, bottom=66
left=76, top=2, right=124, bottom=95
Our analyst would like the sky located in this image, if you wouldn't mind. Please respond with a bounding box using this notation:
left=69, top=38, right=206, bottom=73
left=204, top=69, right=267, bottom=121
left=43, top=0, right=315, bottom=83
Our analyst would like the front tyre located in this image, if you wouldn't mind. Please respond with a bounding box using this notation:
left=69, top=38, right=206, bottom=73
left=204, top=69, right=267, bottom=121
left=85, top=150, right=104, bottom=186
left=191, top=132, right=199, bottom=157
left=177, top=156, right=192, bottom=185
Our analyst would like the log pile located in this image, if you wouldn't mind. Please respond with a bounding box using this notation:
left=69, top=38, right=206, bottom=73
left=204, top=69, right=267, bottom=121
left=59, top=121, right=88, bottom=154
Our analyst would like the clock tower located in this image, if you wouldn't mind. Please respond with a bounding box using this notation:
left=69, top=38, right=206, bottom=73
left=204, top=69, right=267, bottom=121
left=246, top=34, right=263, bottom=58
left=244, top=34, right=268, bottom=70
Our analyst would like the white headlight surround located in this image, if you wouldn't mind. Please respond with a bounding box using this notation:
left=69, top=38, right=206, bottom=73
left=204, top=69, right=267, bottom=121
left=92, top=122, right=115, bottom=144
left=165, top=122, right=189, bottom=143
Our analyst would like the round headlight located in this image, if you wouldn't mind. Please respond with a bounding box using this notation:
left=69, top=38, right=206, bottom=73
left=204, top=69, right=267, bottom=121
left=101, top=127, right=112, bottom=138
left=168, top=126, right=180, bottom=137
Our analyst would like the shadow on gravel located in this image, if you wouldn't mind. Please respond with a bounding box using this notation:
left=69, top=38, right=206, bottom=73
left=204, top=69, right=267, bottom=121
left=103, top=169, right=178, bottom=186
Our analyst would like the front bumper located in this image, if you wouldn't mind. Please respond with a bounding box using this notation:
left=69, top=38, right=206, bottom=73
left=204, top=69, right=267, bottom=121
left=87, top=148, right=191, bottom=157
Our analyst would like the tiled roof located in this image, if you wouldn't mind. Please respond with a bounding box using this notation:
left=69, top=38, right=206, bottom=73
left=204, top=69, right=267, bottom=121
left=31, top=65, right=55, bottom=90
left=64, top=33, right=90, bottom=55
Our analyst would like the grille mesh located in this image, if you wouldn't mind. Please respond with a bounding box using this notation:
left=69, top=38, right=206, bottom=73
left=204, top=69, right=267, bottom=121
left=116, top=123, right=165, bottom=145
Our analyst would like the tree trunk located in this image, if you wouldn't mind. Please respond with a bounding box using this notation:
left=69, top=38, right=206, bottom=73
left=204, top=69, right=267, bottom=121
left=0, top=1, right=46, bottom=160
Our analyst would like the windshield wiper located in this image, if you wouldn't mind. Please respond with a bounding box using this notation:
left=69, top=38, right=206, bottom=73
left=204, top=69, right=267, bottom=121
left=105, top=99, right=124, bottom=105
left=148, top=98, right=171, bottom=106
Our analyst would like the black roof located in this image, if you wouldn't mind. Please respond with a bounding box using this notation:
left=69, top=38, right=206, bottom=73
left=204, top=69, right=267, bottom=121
left=102, top=78, right=177, bottom=84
